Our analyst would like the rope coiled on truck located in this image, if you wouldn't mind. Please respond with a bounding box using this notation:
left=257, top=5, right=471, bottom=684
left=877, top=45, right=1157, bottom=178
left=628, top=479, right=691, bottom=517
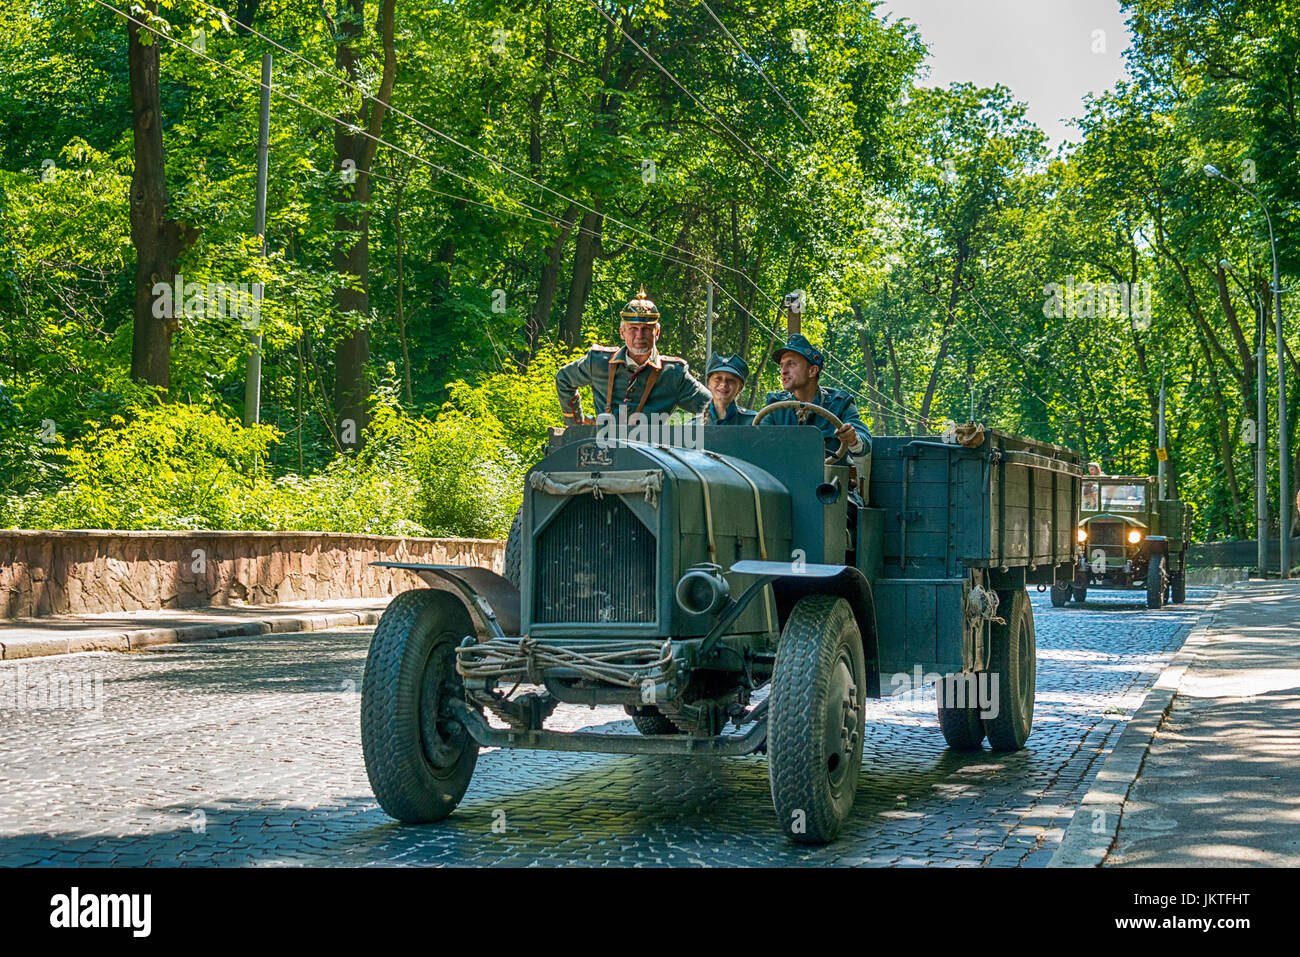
left=456, top=637, right=674, bottom=688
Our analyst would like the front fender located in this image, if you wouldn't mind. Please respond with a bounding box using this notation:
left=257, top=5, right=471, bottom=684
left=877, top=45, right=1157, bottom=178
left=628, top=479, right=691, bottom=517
left=728, top=559, right=881, bottom=695
left=371, top=562, right=520, bottom=639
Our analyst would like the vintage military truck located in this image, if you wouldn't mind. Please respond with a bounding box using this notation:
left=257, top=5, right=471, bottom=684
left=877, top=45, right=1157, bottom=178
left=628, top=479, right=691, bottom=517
left=1055, top=474, right=1191, bottom=609
left=360, top=410, right=1083, bottom=844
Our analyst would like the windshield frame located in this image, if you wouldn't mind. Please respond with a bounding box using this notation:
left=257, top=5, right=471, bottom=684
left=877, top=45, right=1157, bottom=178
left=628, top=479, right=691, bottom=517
left=1082, top=480, right=1147, bottom=512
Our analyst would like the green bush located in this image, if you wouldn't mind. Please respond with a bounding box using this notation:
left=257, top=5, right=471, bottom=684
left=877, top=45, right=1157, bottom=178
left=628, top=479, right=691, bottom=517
left=6, top=402, right=277, bottom=530
left=444, top=345, right=576, bottom=467
left=1, top=350, right=573, bottom=539
left=411, top=410, right=522, bottom=538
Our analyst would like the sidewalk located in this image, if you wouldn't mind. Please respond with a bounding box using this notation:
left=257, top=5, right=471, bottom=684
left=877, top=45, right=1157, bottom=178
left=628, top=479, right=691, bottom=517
left=0, top=597, right=392, bottom=661
left=1054, top=580, right=1300, bottom=867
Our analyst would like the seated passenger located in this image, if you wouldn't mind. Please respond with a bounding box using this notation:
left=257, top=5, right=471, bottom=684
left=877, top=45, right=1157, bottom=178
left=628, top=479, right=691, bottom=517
left=702, top=353, right=756, bottom=425
left=554, top=287, right=710, bottom=423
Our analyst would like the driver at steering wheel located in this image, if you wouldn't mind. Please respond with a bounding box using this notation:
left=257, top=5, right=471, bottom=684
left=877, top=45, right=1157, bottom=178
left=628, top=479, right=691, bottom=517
left=759, top=334, right=871, bottom=458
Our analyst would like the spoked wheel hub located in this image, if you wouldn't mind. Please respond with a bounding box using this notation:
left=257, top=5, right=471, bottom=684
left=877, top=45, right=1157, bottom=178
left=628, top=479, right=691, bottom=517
left=823, top=652, right=860, bottom=792
left=418, top=644, right=471, bottom=772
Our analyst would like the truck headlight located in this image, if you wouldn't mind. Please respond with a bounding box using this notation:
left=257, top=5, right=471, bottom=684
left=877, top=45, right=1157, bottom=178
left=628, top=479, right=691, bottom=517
left=1077, top=527, right=1087, bottom=543
left=675, top=564, right=730, bottom=616
left=1128, top=529, right=1143, bottom=544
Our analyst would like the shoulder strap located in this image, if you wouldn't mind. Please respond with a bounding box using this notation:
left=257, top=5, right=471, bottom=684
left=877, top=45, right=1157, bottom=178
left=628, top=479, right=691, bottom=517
left=633, top=366, right=663, bottom=415
left=605, top=361, right=618, bottom=415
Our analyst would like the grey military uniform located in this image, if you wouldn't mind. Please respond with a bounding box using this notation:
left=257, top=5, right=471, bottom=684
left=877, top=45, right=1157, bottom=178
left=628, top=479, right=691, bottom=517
left=556, top=345, right=710, bottom=421
left=703, top=401, right=756, bottom=425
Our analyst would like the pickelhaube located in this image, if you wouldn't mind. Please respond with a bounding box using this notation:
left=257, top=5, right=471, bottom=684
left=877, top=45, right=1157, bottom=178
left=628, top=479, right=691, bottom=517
left=619, top=287, right=661, bottom=323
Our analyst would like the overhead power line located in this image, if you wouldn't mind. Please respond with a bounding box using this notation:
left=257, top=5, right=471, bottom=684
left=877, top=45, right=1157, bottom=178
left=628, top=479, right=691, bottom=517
left=580, top=0, right=793, bottom=186
left=697, top=0, right=818, bottom=141
left=103, top=0, right=914, bottom=423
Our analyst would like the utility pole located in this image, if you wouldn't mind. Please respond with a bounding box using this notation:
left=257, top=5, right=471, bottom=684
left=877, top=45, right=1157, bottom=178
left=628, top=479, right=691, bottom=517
left=1274, top=243, right=1289, bottom=578
left=705, top=283, right=714, bottom=361
left=1206, top=164, right=1288, bottom=577
left=245, top=53, right=271, bottom=428
left=1224, top=257, right=1269, bottom=576
left=1158, top=378, right=1167, bottom=499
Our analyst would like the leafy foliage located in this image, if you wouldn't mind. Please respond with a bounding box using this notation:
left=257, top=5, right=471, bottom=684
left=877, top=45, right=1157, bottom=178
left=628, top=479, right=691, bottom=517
left=0, top=1, right=1296, bottom=544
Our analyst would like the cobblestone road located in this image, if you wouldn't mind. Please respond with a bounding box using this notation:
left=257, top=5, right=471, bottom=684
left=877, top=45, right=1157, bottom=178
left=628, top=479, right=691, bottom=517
left=0, top=588, right=1214, bottom=867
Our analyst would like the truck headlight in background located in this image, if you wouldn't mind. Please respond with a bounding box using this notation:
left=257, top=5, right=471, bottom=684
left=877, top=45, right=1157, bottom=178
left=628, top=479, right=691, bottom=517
left=1077, top=527, right=1087, bottom=543
left=1128, top=529, right=1143, bottom=544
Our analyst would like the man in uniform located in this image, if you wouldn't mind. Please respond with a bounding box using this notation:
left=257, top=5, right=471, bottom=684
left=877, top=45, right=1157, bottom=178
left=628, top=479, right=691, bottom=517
left=758, top=333, right=870, bottom=458
left=702, top=353, right=756, bottom=425
left=555, top=288, right=710, bottom=423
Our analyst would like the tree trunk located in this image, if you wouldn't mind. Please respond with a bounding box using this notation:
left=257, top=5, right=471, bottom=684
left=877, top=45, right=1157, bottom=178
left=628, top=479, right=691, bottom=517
left=128, top=2, right=199, bottom=393
left=918, top=260, right=965, bottom=427
left=331, top=0, right=397, bottom=449
left=855, top=304, right=888, bottom=434
left=529, top=203, right=577, bottom=355
left=560, top=204, right=602, bottom=347
left=392, top=171, right=412, bottom=404
left=1193, top=325, right=1247, bottom=537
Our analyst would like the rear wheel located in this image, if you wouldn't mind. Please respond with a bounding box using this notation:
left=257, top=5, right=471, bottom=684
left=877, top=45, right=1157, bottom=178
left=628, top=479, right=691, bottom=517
left=983, top=589, right=1035, bottom=751
left=361, top=589, right=480, bottom=823
left=1050, top=582, right=1070, bottom=607
left=1146, top=555, right=1167, bottom=609
left=1071, top=584, right=1088, bottom=603
left=1171, top=555, right=1187, bottom=603
left=768, top=595, right=866, bottom=845
left=503, top=506, right=523, bottom=589
left=937, top=685, right=986, bottom=750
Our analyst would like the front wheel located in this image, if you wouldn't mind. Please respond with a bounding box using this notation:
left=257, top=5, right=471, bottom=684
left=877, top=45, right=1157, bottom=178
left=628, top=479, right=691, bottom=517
left=768, top=595, right=866, bottom=844
left=1050, top=582, right=1070, bottom=607
left=1071, top=583, right=1088, bottom=604
left=1146, top=555, right=1167, bottom=609
left=361, top=589, right=480, bottom=823
left=983, top=589, right=1036, bottom=751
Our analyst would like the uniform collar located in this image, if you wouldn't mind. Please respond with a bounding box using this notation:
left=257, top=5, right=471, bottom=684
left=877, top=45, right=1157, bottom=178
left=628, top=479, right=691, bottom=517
left=611, top=346, right=662, bottom=371
left=707, top=401, right=739, bottom=423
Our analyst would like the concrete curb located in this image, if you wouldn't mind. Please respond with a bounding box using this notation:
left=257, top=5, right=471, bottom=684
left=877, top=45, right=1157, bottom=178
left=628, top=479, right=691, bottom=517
left=0, top=609, right=385, bottom=661
left=1048, top=586, right=1233, bottom=867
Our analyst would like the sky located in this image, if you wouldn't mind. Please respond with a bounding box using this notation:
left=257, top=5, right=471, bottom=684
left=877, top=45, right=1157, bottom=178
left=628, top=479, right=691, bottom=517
left=874, top=0, right=1133, bottom=150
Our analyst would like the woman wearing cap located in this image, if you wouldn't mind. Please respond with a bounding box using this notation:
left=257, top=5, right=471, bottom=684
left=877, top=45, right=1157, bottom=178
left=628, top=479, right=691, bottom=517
left=702, top=353, right=756, bottom=425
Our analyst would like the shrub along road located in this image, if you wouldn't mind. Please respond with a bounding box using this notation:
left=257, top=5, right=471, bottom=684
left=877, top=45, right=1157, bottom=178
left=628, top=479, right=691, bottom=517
left=0, top=590, right=1212, bottom=866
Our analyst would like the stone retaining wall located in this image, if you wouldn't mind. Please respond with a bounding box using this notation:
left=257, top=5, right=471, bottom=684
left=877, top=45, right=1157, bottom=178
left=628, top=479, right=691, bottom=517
left=0, top=530, right=504, bottom=619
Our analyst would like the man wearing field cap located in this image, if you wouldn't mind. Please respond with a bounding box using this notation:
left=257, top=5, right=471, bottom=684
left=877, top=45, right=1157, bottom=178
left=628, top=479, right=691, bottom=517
left=555, top=287, right=710, bottom=423
left=759, top=333, right=870, bottom=457
left=702, top=353, right=756, bottom=425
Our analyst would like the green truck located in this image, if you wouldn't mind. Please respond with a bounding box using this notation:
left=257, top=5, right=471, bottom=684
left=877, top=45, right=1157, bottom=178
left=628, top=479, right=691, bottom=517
left=1057, top=474, right=1191, bottom=609
left=361, top=410, right=1083, bottom=843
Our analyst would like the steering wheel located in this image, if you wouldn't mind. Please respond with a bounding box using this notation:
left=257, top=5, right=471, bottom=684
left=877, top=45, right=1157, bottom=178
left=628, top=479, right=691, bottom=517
left=751, top=400, right=851, bottom=465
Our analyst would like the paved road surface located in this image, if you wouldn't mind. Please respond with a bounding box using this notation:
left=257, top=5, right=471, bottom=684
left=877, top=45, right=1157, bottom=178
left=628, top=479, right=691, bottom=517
left=0, top=589, right=1213, bottom=866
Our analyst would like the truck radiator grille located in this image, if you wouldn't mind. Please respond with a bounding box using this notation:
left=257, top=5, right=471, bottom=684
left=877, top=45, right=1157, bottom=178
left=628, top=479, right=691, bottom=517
left=534, top=495, right=656, bottom=624
left=1089, top=520, right=1125, bottom=547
